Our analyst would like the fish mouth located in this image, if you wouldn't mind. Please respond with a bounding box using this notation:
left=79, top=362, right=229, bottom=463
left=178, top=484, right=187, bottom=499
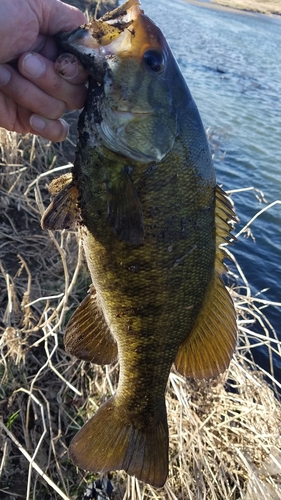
left=57, top=0, right=143, bottom=80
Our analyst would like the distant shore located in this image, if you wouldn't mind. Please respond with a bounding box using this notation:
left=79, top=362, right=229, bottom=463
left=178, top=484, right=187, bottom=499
left=184, top=0, right=281, bottom=16
left=213, top=0, right=281, bottom=15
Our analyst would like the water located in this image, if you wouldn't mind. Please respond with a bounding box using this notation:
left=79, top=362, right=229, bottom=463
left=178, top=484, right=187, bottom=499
left=142, top=0, right=281, bottom=360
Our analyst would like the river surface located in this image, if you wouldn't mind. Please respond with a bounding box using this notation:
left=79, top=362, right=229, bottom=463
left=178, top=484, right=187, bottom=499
left=141, top=0, right=281, bottom=367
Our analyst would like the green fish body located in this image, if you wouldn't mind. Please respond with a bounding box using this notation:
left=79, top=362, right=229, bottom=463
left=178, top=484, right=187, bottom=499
left=42, top=0, right=237, bottom=488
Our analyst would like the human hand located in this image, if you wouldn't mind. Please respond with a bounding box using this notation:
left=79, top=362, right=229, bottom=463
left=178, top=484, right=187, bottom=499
left=0, top=0, right=88, bottom=141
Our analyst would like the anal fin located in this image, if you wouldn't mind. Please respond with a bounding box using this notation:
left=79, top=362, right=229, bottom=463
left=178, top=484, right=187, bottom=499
left=65, top=289, right=118, bottom=365
left=41, top=173, right=80, bottom=231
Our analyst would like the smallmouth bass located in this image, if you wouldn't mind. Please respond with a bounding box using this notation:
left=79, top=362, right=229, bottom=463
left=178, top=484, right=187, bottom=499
left=42, top=0, right=237, bottom=488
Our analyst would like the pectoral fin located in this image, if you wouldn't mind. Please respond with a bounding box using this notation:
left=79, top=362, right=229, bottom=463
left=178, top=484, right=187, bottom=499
left=65, top=289, right=118, bottom=365
left=41, top=173, right=80, bottom=231
left=107, top=169, right=144, bottom=245
left=175, top=186, right=237, bottom=379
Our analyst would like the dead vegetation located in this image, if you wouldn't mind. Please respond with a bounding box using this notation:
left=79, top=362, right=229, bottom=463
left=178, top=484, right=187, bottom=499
left=0, top=122, right=281, bottom=500
left=64, top=0, right=119, bottom=18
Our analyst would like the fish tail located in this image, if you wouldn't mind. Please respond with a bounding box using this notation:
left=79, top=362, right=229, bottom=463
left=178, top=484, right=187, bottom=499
left=69, top=396, right=169, bottom=488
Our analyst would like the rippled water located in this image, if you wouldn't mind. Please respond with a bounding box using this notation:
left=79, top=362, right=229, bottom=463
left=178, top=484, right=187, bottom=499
left=142, top=0, right=281, bottom=344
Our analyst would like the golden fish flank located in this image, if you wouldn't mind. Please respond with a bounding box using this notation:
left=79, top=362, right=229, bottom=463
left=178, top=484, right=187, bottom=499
left=42, top=0, right=237, bottom=488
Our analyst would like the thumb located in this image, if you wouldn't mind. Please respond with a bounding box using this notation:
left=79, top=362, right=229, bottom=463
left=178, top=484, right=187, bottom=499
left=39, top=0, right=87, bottom=35
left=54, top=53, right=89, bottom=85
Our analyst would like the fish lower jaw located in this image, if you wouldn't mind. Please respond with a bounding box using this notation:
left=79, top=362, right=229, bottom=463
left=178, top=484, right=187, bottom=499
left=111, top=109, right=153, bottom=121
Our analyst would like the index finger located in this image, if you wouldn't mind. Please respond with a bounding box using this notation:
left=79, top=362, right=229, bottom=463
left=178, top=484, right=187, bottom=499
left=18, top=52, right=87, bottom=110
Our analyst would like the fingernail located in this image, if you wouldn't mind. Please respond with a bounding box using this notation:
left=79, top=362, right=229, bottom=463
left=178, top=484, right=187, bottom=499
left=59, top=119, right=70, bottom=139
left=30, top=115, right=46, bottom=131
left=0, top=65, right=11, bottom=86
left=55, top=54, right=80, bottom=80
left=22, top=53, right=46, bottom=78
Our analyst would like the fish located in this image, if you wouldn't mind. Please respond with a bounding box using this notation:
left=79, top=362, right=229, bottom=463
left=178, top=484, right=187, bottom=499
left=41, top=0, right=237, bottom=488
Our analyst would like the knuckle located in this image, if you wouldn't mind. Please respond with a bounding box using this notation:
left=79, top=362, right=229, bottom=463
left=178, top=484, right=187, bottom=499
left=48, top=101, right=66, bottom=120
left=65, top=85, right=87, bottom=110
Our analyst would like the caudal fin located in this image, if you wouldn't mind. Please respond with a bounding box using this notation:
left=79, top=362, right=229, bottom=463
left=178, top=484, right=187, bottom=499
left=69, top=397, right=169, bottom=488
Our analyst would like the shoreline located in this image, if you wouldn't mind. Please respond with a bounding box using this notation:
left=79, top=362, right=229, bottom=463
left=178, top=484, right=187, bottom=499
left=213, top=0, right=281, bottom=15
left=183, top=0, right=281, bottom=16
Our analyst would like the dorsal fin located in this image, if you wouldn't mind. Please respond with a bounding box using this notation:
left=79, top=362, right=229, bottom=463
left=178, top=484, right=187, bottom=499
left=215, top=185, right=237, bottom=273
left=64, top=289, right=118, bottom=365
left=174, top=186, right=237, bottom=379
left=175, top=270, right=237, bottom=379
left=41, top=172, right=80, bottom=231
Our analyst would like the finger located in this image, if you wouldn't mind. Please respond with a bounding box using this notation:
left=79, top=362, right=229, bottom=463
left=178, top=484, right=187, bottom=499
left=37, top=36, right=59, bottom=62
left=43, top=4, right=87, bottom=35
left=18, top=52, right=87, bottom=110
left=0, top=96, right=69, bottom=141
left=54, top=53, right=89, bottom=85
left=0, top=63, right=66, bottom=120
left=29, top=114, right=69, bottom=142
left=0, top=65, right=11, bottom=87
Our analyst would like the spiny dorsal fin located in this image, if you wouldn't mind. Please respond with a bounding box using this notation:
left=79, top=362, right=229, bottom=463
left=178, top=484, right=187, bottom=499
left=69, top=395, right=168, bottom=488
left=215, top=185, right=237, bottom=273
left=48, top=173, right=73, bottom=196
left=99, top=0, right=138, bottom=22
left=64, top=289, right=118, bottom=365
left=107, top=168, right=144, bottom=245
left=174, top=186, right=237, bottom=379
left=41, top=172, right=80, bottom=231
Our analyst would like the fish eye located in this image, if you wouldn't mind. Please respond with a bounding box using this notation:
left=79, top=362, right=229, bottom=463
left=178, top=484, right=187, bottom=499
left=143, top=50, right=165, bottom=73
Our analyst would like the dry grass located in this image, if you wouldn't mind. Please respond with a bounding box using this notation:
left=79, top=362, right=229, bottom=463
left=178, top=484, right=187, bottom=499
left=1, top=124, right=281, bottom=500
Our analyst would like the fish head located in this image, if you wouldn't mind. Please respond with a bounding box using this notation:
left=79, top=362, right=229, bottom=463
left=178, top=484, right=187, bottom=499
left=58, top=0, right=179, bottom=163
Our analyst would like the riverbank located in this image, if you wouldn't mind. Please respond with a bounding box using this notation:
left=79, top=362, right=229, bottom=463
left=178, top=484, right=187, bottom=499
left=183, top=0, right=281, bottom=16
left=66, top=0, right=281, bottom=17
left=213, top=0, right=281, bottom=15
left=1, top=121, right=281, bottom=500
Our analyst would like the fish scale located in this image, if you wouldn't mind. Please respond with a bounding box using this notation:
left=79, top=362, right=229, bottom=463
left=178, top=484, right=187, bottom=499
left=42, top=0, right=237, bottom=488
